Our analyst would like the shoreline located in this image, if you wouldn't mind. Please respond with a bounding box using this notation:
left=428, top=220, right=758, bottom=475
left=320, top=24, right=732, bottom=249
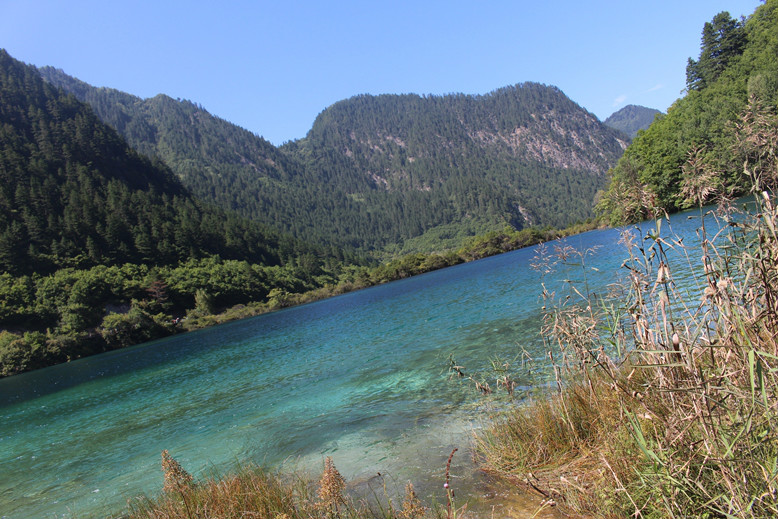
left=1, top=219, right=603, bottom=379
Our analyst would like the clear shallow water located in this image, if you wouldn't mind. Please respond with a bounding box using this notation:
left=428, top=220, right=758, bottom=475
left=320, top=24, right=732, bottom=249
left=0, top=208, right=727, bottom=518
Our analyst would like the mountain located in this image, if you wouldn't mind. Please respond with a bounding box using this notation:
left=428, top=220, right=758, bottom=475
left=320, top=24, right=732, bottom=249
left=0, top=49, right=305, bottom=276
left=286, top=85, right=627, bottom=249
left=604, top=105, right=662, bottom=139
left=35, top=68, right=312, bottom=239
left=597, top=0, right=778, bottom=224
left=1, top=49, right=360, bottom=375
left=38, top=69, right=627, bottom=253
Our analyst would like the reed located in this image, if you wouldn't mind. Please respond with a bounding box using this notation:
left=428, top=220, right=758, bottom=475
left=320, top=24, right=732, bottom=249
left=317, top=456, right=346, bottom=516
left=128, top=452, right=446, bottom=519
left=477, top=99, right=778, bottom=518
left=129, top=457, right=306, bottom=519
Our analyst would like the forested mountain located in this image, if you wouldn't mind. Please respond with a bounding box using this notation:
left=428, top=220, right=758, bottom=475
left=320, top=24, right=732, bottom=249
left=597, top=0, right=778, bottom=224
left=0, top=49, right=316, bottom=276
left=285, top=85, right=627, bottom=250
left=604, top=105, right=662, bottom=139
left=0, top=50, right=357, bottom=375
left=39, top=69, right=626, bottom=253
left=35, top=67, right=312, bottom=238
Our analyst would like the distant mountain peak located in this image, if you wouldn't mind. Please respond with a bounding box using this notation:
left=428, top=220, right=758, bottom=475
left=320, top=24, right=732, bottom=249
left=604, top=105, right=662, bottom=139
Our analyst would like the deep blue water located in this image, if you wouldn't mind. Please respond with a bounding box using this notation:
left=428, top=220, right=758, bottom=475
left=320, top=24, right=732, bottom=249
left=0, top=207, right=729, bottom=518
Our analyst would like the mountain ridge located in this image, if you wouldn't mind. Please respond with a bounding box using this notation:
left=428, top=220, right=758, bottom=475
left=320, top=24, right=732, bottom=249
left=0, top=49, right=324, bottom=276
left=38, top=67, right=626, bottom=253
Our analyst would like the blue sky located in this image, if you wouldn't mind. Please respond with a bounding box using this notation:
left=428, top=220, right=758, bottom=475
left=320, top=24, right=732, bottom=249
left=0, top=0, right=763, bottom=145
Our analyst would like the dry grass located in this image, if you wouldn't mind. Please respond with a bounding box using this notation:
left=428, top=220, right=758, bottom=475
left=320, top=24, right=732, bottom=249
left=161, top=450, right=194, bottom=494
left=127, top=453, right=444, bottom=519
left=129, top=457, right=304, bottom=519
left=477, top=99, right=778, bottom=518
left=399, top=483, right=426, bottom=519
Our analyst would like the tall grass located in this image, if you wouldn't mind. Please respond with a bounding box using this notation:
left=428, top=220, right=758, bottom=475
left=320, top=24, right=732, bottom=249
left=126, top=452, right=432, bottom=519
left=477, top=99, right=778, bottom=518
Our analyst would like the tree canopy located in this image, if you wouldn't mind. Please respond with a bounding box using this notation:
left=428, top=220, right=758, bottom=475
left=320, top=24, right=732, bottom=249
left=598, top=0, right=778, bottom=225
left=686, top=11, right=746, bottom=92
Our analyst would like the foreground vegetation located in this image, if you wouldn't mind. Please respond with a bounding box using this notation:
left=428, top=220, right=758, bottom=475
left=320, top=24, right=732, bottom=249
left=123, top=450, right=458, bottom=519
left=476, top=100, right=778, bottom=517
left=495, top=4, right=778, bottom=513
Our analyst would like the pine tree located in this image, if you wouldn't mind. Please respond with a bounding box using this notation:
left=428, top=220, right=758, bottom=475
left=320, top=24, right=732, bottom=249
left=686, top=11, right=746, bottom=91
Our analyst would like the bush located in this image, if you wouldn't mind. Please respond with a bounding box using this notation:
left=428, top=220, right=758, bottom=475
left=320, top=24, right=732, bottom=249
left=0, top=331, right=46, bottom=376
left=99, top=303, right=173, bottom=349
left=127, top=452, right=431, bottom=519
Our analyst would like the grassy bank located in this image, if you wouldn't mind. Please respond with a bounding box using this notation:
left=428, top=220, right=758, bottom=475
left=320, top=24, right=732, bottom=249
left=476, top=101, right=778, bottom=517
left=121, top=451, right=455, bottom=519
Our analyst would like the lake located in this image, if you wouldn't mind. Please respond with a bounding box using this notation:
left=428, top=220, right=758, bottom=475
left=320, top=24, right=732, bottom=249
left=0, top=206, right=728, bottom=518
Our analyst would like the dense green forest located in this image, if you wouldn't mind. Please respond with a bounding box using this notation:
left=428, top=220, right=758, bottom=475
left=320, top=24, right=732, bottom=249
left=39, top=68, right=626, bottom=253
left=285, top=85, right=625, bottom=249
left=0, top=50, right=325, bottom=275
left=34, top=69, right=319, bottom=243
left=597, top=0, right=778, bottom=224
left=0, top=50, right=357, bottom=375
left=603, top=104, right=662, bottom=139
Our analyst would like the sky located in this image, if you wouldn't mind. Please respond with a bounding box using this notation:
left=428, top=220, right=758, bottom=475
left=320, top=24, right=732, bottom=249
left=0, top=0, right=764, bottom=145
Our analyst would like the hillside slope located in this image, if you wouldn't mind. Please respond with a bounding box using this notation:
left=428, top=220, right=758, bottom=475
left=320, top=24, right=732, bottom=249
left=286, top=84, right=627, bottom=250
left=36, top=68, right=310, bottom=238
left=39, top=70, right=626, bottom=253
left=0, top=50, right=305, bottom=275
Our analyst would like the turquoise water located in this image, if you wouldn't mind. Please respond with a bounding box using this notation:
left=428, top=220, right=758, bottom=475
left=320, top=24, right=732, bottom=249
left=0, top=209, right=723, bottom=518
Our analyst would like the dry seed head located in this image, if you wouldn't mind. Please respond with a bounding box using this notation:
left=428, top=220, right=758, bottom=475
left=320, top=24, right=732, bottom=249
left=656, top=262, right=670, bottom=284
left=703, top=258, right=715, bottom=274
left=318, top=456, right=345, bottom=509
left=400, top=482, right=427, bottom=519
left=161, top=450, right=193, bottom=493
